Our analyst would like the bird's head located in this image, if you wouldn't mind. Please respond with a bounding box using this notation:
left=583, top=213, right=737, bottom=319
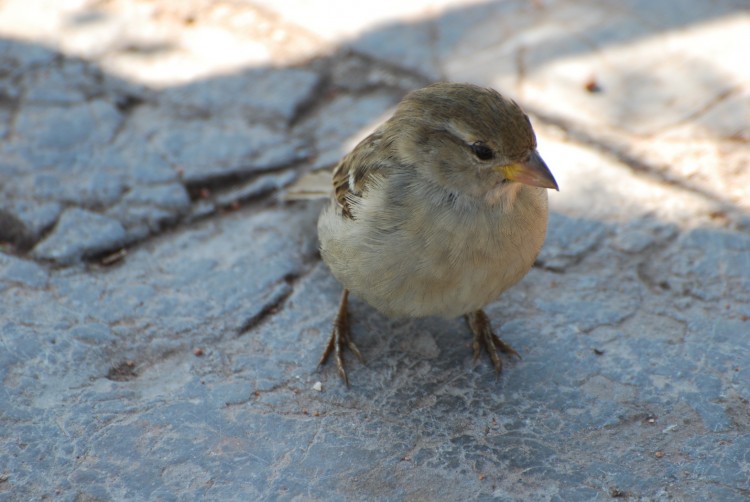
left=387, top=82, right=558, bottom=202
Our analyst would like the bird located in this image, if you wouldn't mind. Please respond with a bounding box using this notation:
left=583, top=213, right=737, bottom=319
left=316, top=82, right=558, bottom=385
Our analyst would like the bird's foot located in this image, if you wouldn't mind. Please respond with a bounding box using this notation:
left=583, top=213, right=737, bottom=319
left=465, top=309, right=520, bottom=374
left=318, top=289, right=364, bottom=386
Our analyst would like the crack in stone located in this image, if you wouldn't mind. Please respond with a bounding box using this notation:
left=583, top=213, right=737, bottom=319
left=105, top=360, right=138, bottom=381
left=647, top=85, right=742, bottom=136
left=287, top=50, right=430, bottom=131
left=238, top=274, right=299, bottom=336
left=0, top=209, right=35, bottom=251
left=184, top=163, right=300, bottom=202
left=287, top=65, right=331, bottom=128
left=109, top=91, right=152, bottom=143
left=344, top=49, right=434, bottom=88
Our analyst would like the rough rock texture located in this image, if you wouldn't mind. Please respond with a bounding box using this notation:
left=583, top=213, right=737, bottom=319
left=0, top=0, right=748, bottom=500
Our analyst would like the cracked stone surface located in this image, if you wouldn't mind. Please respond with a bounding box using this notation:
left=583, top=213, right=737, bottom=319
left=1, top=0, right=749, bottom=500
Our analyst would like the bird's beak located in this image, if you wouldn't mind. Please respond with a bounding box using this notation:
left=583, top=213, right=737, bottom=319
left=496, top=150, right=559, bottom=191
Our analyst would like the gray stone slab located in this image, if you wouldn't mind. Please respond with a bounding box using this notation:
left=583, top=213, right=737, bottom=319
left=330, top=52, right=429, bottom=92
left=127, top=106, right=306, bottom=184
left=105, top=144, right=180, bottom=186
left=0, top=37, right=57, bottom=79
left=536, top=212, right=608, bottom=271
left=31, top=207, right=127, bottom=264
left=0, top=252, right=48, bottom=289
left=612, top=216, right=679, bottom=254
left=295, top=90, right=403, bottom=169
left=13, top=100, right=121, bottom=152
left=120, top=182, right=191, bottom=212
left=642, top=226, right=750, bottom=304
left=1, top=206, right=321, bottom=499
left=347, top=21, right=441, bottom=80
left=213, top=170, right=297, bottom=209
left=162, top=67, right=322, bottom=122
left=22, top=58, right=101, bottom=105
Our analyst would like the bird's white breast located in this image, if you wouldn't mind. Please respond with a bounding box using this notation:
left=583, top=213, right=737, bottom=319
left=318, top=174, right=549, bottom=319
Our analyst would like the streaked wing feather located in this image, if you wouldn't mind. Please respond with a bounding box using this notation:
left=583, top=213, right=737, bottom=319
left=332, top=127, right=386, bottom=219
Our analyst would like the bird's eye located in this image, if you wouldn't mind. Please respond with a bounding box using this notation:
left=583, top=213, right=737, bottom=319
left=471, top=142, right=494, bottom=161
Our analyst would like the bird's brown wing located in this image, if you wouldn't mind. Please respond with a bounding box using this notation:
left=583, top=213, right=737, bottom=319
left=332, top=126, right=389, bottom=219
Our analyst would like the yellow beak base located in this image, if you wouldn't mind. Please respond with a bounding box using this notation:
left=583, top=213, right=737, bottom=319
left=499, top=150, right=559, bottom=191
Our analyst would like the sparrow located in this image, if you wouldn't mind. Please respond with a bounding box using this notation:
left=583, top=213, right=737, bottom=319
left=316, top=82, right=558, bottom=384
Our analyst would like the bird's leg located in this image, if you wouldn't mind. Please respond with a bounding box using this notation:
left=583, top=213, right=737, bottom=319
left=318, top=289, right=364, bottom=385
left=464, top=309, right=520, bottom=374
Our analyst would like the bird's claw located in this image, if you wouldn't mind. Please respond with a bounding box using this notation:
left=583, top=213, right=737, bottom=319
left=465, top=309, right=520, bottom=374
left=319, top=289, right=364, bottom=386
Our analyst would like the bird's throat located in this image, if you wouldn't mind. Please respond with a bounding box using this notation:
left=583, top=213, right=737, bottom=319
left=483, top=182, right=521, bottom=211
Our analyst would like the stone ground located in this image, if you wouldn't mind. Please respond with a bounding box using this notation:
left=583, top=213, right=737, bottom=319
left=1, top=0, right=749, bottom=500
